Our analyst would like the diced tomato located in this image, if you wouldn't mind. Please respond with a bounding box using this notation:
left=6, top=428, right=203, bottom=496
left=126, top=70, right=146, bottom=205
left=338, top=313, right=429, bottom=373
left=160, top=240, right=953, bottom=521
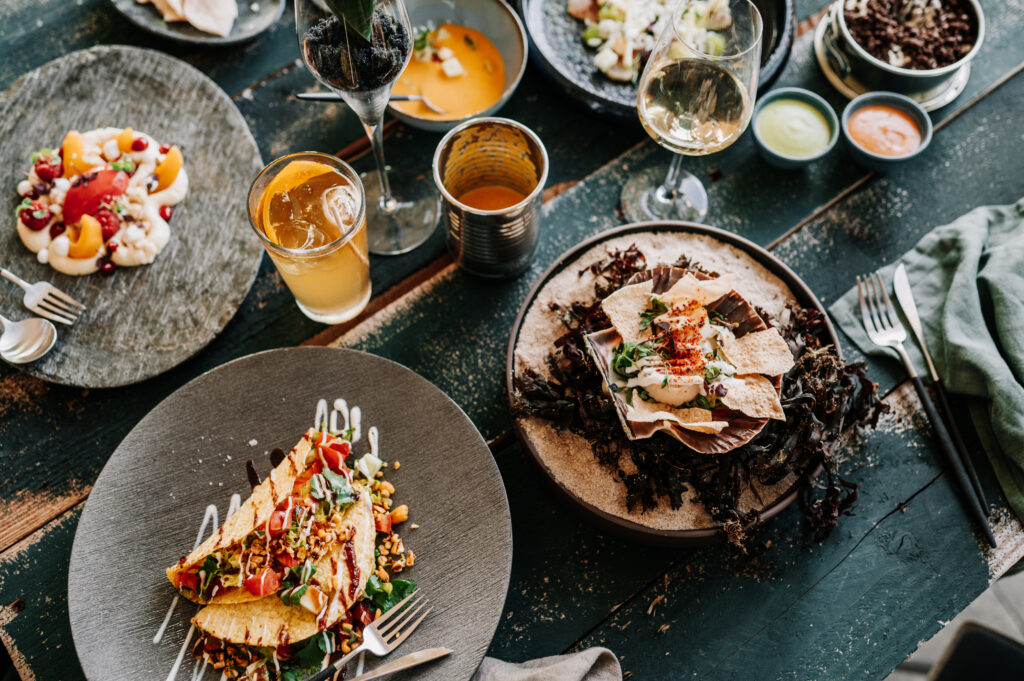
left=267, top=507, right=292, bottom=537
left=351, top=601, right=374, bottom=628
left=62, top=169, right=129, bottom=225
left=243, top=567, right=280, bottom=597
left=275, top=553, right=302, bottom=569
left=292, top=460, right=323, bottom=494
left=319, top=446, right=343, bottom=474
left=275, top=644, right=295, bottom=661
left=203, top=637, right=224, bottom=653
left=375, top=512, right=392, bottom=534
left=177, top=571, right=199, bottom=592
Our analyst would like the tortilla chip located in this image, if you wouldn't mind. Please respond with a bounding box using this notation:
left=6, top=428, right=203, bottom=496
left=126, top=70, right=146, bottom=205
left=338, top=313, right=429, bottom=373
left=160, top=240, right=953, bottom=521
left=679, top=421, right=730, bottom=434
left=183, top=0, right=238, bottom=37
left=600, top=279, right=654, bottom=343
left=664, top=273, right=733, bottom=306
left=626, top=399, right=712, bottom=425
left=166, top=430, right=316, bottom=604
left=192, top=488, right=375, bottom=645
left=720, top=328, right=795, bottom=376
left=721, top=374, right=786, bottom=420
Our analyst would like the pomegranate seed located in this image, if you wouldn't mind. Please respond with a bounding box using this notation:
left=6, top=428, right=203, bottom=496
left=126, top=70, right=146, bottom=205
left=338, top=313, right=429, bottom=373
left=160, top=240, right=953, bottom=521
left=19, top=201, right=50, bottom=231
left=94, top=208, right=121, bottom=241
left=159, top=205, right=173, bottom=221
left=34, top=158, right=61, bottom=182
left=107, top=241, right=119, bottom=252
left=159, top=143, right=172, bottom=154
left=131, top=137, right=149, bottom=152
left=98, top=258, right=116, bottom=275
left=49, top=222, right=66, bottom=238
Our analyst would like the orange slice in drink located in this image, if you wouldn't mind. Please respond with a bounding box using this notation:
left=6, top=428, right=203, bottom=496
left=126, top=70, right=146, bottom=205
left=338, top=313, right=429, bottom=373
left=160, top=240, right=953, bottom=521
left=259, top=160, right=333, bottom=245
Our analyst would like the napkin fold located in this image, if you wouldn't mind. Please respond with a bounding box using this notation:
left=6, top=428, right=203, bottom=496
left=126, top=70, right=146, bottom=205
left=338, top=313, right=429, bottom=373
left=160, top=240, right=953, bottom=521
left=472, top=648, right=622, bottom=681
left=829, top=199, right=1024, bottom=521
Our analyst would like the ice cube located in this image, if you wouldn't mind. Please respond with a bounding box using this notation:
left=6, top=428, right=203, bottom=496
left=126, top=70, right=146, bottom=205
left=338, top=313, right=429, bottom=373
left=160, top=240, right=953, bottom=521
left=322, top=185, right=357, bottom=228
left=273, top=219, right=333, bottom=250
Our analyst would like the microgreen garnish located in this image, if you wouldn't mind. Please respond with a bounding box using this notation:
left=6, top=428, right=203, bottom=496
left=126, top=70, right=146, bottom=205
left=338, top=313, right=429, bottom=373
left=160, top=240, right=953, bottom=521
left=638, top=296, right=668, bottom=331
left=464, top=34, right=476, bottom=48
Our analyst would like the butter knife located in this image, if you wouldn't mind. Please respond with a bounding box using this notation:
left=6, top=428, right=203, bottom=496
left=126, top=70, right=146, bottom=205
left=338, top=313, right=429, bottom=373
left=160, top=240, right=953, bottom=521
left=341, top=648, right=452, bottom=681
left=893, top=263, right=988, bottom=512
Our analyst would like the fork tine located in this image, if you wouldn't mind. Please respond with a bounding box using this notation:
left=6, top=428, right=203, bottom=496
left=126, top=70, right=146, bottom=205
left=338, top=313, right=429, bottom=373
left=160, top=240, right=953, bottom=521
left=874, top=272, right=900, bottom=328
left=856, top=276, right=877, bottom=337
left=377, top=595, right=426, bottom=637
left=41, top=294, right=79, bottom=316
left=368, top=589, right=419, bottom=630
left=865, top=274, right=887, bottom=331
left=37, top=299, right=79, bottom=322
left=31, top=306, right=75, bottom=325
left=46, top=286, right=86, bottom=310
left=385, top=606, right=433, bottom=650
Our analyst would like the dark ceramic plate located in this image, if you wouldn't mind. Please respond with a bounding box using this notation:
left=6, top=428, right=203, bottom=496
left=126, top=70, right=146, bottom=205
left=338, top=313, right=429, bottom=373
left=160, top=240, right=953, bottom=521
left=68, top=347, right=512, bottom=681
left=111, top=0, right=285, bottom=45
left=505, top=222, right=840, bottom=546
left=0, top=46, right=264, bottom=387
left=520, top=0, right=795, bottom=118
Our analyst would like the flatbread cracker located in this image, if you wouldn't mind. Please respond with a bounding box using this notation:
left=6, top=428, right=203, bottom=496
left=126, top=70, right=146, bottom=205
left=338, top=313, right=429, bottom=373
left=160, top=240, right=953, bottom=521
left=626, top=396, right=711, bottom=425
left=665, top=272, right=733, bottom=306
left=720, top=328, right=795, bottom=376
left=600, top=280, right=654, bottom=343
left=721, top=374, right=786, bottom=420
left=679, top=421, right=730, bottom=434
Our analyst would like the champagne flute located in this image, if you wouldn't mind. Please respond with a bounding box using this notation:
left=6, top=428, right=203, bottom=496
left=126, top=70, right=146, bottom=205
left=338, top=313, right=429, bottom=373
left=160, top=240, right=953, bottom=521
left=296, top=0, right=440, bottom=255
left=621, top=0, right=762, bottom=222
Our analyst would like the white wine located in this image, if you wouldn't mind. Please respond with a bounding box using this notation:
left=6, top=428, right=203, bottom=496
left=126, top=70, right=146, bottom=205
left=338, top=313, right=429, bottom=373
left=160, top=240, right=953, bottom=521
left=638, top=59, right=751, bottom=155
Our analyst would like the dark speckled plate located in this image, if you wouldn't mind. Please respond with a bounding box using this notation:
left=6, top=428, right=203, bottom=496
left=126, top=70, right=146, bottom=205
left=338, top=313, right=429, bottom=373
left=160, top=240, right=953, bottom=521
left=521, top=0, right=795, bottom=118
left=0, top=46, right=263, bottom=387
left=111, top=0, right=285, bottom=45
left=68, top=347, right=512, bottom=681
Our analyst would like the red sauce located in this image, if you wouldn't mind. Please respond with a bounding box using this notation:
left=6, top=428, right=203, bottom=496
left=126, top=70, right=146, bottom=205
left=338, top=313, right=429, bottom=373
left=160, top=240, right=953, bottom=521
left=848, top=105, right=922, bottom=157
left=343, top=539, right=359, bottom=601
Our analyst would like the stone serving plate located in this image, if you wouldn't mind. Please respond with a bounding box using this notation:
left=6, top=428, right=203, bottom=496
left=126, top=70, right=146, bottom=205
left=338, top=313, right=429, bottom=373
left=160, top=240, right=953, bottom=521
left=111, top=0, right=285, bottom=45
left=0, top=46, right=264, bottom=388
left=506, top=221, right=841, bottom=546
left=69, top=346, right=512, bottom=681
left=519, top=0, right=795, bottom=119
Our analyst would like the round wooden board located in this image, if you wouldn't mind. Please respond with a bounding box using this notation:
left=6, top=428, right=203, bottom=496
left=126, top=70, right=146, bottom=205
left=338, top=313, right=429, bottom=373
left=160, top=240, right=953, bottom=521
left=520, top=0, right=795, bottom=119
left=68, top=347, right=513, bottom=681
left=110, top=0, right=286, bottom=45
left=0, top=46, right=264, bottom=388
left=506, top=221, right=840, bottom=546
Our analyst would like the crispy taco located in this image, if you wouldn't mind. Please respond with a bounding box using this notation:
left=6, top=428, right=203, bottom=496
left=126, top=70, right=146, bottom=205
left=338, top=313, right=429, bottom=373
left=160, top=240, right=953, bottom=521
left=167, top=429, right=370, bottom=605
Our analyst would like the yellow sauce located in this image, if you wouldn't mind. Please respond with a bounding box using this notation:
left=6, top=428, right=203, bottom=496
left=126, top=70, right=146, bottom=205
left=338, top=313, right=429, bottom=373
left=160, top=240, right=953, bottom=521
left=393, top=24, right=506, bottom=120
left=459, top=185, right=526, bottom=211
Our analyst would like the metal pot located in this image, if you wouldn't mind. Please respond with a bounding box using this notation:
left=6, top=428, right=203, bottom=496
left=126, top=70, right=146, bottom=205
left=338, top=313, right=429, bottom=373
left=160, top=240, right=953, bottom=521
left=825, top=0, right=984, bottom=98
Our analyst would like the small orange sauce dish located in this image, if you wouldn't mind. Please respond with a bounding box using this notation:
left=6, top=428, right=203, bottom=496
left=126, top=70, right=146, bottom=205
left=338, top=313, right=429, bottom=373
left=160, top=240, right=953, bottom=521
left=842, top=92, right=933, bottom=172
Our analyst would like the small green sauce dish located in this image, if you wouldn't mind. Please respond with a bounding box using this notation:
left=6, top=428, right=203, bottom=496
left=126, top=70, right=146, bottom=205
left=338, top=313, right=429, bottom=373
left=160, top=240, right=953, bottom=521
left=751, top=87, right=839, bottom=169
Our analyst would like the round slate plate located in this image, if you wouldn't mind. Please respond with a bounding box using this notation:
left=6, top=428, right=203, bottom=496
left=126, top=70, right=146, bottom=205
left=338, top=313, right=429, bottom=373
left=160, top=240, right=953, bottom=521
left=520, top=0, right=795, bottom=119
left=111, top=0, right=285, bottom=45
left=69, top=347, right=512, bottom=681
left=506, top=221, right=840, bottom=546
left=0, top=46, right=264, bottom=388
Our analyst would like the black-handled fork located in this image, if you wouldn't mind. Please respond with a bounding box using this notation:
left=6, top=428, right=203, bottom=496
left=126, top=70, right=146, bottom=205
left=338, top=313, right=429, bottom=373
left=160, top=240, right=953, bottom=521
left=857, top=272, right=997, bottom=548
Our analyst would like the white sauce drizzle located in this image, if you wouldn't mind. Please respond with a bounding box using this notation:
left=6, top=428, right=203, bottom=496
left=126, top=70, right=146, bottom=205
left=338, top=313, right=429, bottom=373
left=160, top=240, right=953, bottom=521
left=315, top=398, right=329, bottom=431
left=367, top=427, right=379, bottom=459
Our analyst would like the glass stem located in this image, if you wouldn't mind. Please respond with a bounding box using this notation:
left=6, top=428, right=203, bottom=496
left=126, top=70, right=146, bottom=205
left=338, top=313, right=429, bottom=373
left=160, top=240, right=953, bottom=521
left=363, top=117, right=398, bottom=215
left=657, top=153, right=686, bottom=202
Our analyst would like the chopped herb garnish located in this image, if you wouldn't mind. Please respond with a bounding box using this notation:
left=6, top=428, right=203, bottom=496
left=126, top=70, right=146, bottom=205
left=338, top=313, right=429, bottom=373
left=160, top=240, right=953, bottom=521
left=413, top=26, right=431, bottom=52
left=611, top=340, right=663, bottom=379
left=464, top=34, right=476, bottom=48
left=639, top=297, right=668, bottom=331
left=363, top=576, right=416, bottom=611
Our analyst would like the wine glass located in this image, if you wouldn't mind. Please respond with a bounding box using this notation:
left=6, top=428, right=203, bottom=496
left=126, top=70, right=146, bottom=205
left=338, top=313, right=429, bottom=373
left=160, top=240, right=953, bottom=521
left=621, top=0, right=762, bottom=222
left=296, top=0, right=440, bottom=255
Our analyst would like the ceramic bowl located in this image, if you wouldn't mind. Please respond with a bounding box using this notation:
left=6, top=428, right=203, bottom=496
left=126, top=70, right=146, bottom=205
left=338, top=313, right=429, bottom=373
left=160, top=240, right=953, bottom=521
left=830, top=0, right=984, bottom=99
left=390, top=0, right=528, bottom=133
left=841, top=91, right=933, bottom=172
left=751, top=87, right=839, bottom=169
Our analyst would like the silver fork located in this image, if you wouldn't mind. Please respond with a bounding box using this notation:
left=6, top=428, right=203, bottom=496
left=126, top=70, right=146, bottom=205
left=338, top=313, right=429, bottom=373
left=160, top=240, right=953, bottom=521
left=1, top=268, right=86, bottom=326
left=857, top=272, right=996, bottom=547
left=307, top=590, right=432, bottom=681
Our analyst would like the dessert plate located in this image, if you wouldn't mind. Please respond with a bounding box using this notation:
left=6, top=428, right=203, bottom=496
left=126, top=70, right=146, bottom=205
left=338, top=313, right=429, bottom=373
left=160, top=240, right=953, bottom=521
left=520, top=0, right=795, bottom=119
left=506, top=221, right=840, bottom=546
left=0, top=46, right=264, bottom=387
left=68, top=347, right=512, bottom=681
left=111, top=0, right=286, bottom=45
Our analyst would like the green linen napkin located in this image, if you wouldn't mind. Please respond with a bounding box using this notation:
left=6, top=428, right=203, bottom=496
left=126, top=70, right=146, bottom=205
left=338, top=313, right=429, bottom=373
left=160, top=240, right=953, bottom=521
left=829, top=199, right=1024, bottom=521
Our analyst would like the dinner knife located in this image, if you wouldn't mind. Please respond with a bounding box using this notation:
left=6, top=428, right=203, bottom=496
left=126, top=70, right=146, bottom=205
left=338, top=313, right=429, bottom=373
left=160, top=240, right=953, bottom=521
left=343, top=648, right=453, bottom=681
left=893, top=263, right=988, bottom=512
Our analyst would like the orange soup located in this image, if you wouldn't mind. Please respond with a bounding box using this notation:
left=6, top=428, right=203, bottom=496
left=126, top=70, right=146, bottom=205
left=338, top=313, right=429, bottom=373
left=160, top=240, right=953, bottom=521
left=393, top=23, right=506, bottom=120
left=848, top=105, right=922, bottom=157
left=459, top=185, right=527, bottom=211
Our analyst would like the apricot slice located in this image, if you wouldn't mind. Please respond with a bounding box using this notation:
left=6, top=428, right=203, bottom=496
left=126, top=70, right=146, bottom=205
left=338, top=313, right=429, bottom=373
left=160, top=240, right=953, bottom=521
left=153, top=145, right=183, bottom=192
left=61, top=130, right=92, bottom=177
left=68, top=214, right=103, bottom=259
left=117, top=127, right=135, bottom=154
left=258, top=160, right=334, bottom=243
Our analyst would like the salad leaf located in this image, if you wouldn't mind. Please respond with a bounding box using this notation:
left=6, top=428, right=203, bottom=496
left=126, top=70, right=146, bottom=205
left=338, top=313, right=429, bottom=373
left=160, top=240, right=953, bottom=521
left=363, top=576, right=417, bottom=612
left=280, top=632, right=334, bottom=681
left=323, top=0, right=375, bottom=41
left=280, top=584, right=308, bottom=606
left=638, top=297, right=668, bottom=331
left=198, top=555, right=221, bottom=597
left=323, top=469, right=355, bottom=507
left=611, top=340, right=662, bottom=379
left=281, top=560, right=317, bottom=589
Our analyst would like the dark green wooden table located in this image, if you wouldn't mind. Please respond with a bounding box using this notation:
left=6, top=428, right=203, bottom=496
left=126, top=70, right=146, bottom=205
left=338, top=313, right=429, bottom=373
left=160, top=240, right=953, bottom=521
left=2, top=1, right=1023, bottom=679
